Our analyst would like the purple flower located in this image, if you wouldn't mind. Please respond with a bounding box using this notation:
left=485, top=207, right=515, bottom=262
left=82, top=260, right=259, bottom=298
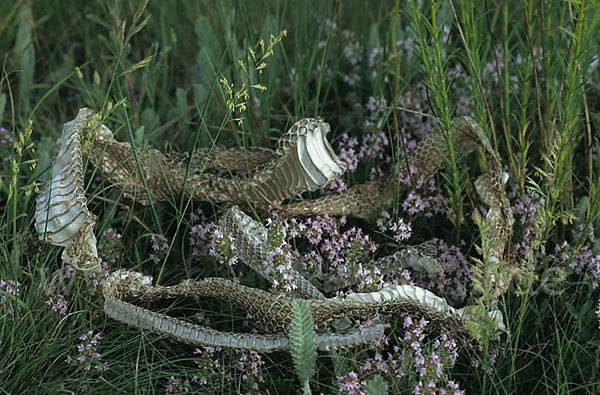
left=66, top=331, right=107, bottom=371
left=549, top=242, right=600, bottom=289
left=165, top=376, right=190, bottom=394
left=97, top=227, right=123, bottom=268
left=390, top=218, right=412, bottom=242
left=189, top=209, right=219, bottom=262
left=355, top=314, right=463, bottom=393
left=323, top=177, right=349, bottom=194
left=337, top=371, right=366, bottom=395
left=46, top=294, right=68, bottom=315
left=0, top=279, right=20, bottom=315
left=85, top=258, right=110, bottom=289
left=192, top=347, right=264, bottom=393
left=149, top=234, right=169, bottom=265
left=338, top=133, right=359, bottom=171
left=264, top=220, right=298, bottom=295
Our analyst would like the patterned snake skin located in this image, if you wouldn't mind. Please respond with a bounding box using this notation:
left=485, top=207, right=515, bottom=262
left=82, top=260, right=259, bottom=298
left=36, top=108, right=513, bottom=352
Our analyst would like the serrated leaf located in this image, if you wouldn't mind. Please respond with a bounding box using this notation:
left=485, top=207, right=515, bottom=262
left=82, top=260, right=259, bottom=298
left=35, top=136, right=55, bottom=181
left=289, top=299, right=317, bottom=392
left=134, top=126, right=146, bottom=146
left=46, top=53, right=74, bottom=84
left=141, top=108, right=159, bottom=134
left=193, top=15, right=220, bottom=61
left=331, top=351, right=351, bottom=378
left=366, top=375, right=388, bottom=395
left=193, top=48, right=218, bottom=105
left=192, top=16, right=221, bottom=104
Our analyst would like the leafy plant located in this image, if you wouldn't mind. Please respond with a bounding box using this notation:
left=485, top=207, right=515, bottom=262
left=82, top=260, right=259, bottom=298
left=289, top=299, right=317, bottom=394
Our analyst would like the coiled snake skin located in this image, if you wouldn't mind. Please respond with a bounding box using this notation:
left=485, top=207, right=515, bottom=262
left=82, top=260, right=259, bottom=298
left=36, top=108, right=513, bottom=352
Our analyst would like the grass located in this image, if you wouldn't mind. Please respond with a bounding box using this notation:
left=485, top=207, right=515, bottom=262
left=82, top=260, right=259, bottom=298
left=1, top=0, right=600, bottom=393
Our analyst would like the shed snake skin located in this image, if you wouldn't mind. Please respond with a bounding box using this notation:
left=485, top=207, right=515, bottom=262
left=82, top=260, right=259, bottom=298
left=35, top=108, right=513, bottom=351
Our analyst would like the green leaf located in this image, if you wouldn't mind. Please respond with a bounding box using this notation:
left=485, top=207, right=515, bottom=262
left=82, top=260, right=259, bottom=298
left=574, top=196, right=588, bottom=228
left=558, top=26, right=577, bottom=41
left=366, top=375, right=388, bottom=395
left=0, top=93, right=5, bottom=124
left=367, top=23, right=380, bottom=56
left=565, top=301, right=579, bottom=319
left=261, top=13, right=278, bottom=41
left=15, top=7, right=35, bottom=115
left=330, top=351, right=351, bottom=379
left=192, top=16, right=221, bottom=104
left=141, top=108, right=159, bottom=135
left=119, top=54, right=155, bottom=76
left=45, top=53, right=74, bottom=84
left=175, top=87, right=188, bottom=118
left=134, top=126, right=146, bottom=146
left=85, top=13, right=113, bottom=30
left=289, top=299, right=317, bottom=394
left=35, top=136, right=55, bottom=182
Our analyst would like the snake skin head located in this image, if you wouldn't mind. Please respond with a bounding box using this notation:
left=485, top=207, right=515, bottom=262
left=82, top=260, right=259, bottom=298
left=277, top=118, right=347, bottom=187
left=250, top=118, right=347, bottom=203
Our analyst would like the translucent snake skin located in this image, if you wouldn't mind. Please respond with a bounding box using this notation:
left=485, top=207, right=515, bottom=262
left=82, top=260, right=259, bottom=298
left=36, top=108, right=513, bottom=352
